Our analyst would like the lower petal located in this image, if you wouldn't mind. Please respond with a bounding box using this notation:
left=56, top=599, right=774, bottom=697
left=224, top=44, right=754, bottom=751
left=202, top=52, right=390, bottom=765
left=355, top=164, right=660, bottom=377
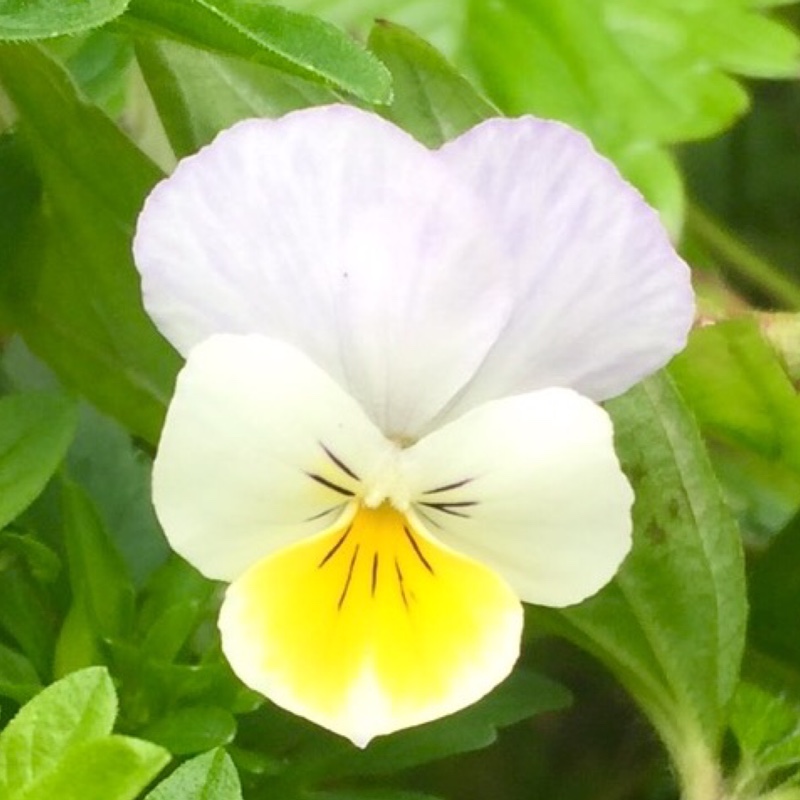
left=218, top=503, right=523, bottom=747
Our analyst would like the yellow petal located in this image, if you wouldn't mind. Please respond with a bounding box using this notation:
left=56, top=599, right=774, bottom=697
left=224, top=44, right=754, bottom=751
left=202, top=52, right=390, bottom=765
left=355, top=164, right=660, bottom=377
left=219, top=503, right=523, bottom=746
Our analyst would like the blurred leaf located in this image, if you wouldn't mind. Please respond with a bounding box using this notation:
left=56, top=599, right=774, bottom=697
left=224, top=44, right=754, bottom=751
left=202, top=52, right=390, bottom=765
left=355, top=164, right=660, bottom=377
left=0, top=43, right=181, bottom=445
left=54, top=30, right=135, bottom=114
left=367, top=21, right=495, bottom=148
left=146, top=748, right=242, bottom=800
left=67, top=405, right=168, bottom=585
left=0, top=667, right=116, bottom=791
left=54, top=480, right=135, bottom=673
left=0, top=560, right=56, bottom=675
left=285, top=0, right=464, bottom=55
left=111, top=642, right=253, bottom=731
left=0, top=643, right=41, bottom=704
left=466, top=0, right=799, bottom=141
left=533, top=375, right=746, bottom=779
left=0, top=135, right=40, bottom=333
left=311, top=792, right=444, bottom=800
left=136, top=555, right=216, bottom=662
left=463, top=0, right=800, bottom=224
left=0, top=392, right=76, bottom=530
left=125, top=0, right=391, bottom=103
left=0, top=0, right=130, bottom=41
left=135, top=37, right=335, bottom=157
left=750, top=510, right=800, bottom=668
left=669, top=319, right=800, bottom=474
left=0, top=532, right=60, bottom=584
left=141, top=707, right=237, bottom=755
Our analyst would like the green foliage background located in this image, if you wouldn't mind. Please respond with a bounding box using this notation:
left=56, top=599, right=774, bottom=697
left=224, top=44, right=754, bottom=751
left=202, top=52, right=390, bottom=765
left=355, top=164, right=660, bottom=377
left=0, top=1, right=799, bottom=799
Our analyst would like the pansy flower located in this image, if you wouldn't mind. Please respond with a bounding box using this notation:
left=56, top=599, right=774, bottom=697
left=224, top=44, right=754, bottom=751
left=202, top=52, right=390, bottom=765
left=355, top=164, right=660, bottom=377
left=133, top=105, right=693, bottom=747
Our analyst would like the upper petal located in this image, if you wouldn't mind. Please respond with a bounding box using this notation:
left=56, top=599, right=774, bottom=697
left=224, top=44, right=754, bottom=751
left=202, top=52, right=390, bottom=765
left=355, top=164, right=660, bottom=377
left=134, top=105, right=511, bottom=439
left=152, top=333, right=391, bottom=581
left=435, top=116, right=694, bottom=419
left=402, top=388, right=634, bottom=607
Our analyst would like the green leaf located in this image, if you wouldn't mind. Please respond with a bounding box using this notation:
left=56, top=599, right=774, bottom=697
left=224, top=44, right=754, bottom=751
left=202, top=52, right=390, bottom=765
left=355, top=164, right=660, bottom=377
left=730, top=682, right=800, bottom=775
left=463, top=0, right=800, bottom=223
left=669, top=319, right=800, bottom=475
left=141, top=707, right=237, bottom=755
left=0, top=43, right=181, bottom=445
left=0, top=135, right=40, bottom=334
left=311, top=792, right=444, bottom=800
left=367, top=21, right=495, bottom=148
left=146, top=748, right=242, bottom=800
left=0, top=643, right=41, bottom=704
left=54, top=480, right=135, bottom=673
left=0, top=559, right=57, bottom=675
left=136, top=555, right=216, bottom=662
left=0, top=667, right=116, bottom=794
left=16, top=735, right=169, bottom=800
left=135, top=37, right=336, bottom=157
left=0, top=0, right=130, bottom=41
left=532, top=375, right=746, bottom=781
left=750, top=510, right=800, bottom=668
left=0, top=532, right=60, bottom=584
left=67, top=405, right=168, bottom=585
left=285, top=0, right=464, bottom=56
left=465, top=0, right=799, bottom=142
left=0, top=392, right=77, bottom=530
left=125, top=0, right=391, bottom=103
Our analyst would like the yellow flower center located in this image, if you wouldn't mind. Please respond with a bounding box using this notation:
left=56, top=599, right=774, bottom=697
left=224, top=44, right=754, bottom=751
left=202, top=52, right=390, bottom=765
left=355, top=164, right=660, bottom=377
left=219, top=498, right=522, bottom=745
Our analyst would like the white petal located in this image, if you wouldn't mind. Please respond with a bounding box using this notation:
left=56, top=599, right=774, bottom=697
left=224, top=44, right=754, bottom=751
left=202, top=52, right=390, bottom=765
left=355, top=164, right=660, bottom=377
left=435, top=116, right=694, bottom=419
left=152, top=333, right=393, bottom=581
left=401, top=389, right=634, bottom=607
left=134, top=105, right=510, bottom=439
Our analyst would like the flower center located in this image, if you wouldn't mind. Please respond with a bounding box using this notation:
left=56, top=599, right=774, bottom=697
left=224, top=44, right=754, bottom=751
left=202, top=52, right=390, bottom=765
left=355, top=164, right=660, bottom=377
left=317, top=502, right=435, bottom=611
left=361, top=442, right=411, bottom=511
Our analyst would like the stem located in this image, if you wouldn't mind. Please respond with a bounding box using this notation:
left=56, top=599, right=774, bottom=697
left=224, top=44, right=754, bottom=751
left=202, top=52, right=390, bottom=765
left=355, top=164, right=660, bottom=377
left=685, top=204, right=800, bottom=310
left=675, top=740, right=727, bottom=800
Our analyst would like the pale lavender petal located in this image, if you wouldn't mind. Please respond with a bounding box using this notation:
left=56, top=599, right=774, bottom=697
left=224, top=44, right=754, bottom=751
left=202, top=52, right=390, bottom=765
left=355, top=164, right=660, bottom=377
left=434, top=117, right=693, bottom=421
left=134, top=105, right=511, bottom=439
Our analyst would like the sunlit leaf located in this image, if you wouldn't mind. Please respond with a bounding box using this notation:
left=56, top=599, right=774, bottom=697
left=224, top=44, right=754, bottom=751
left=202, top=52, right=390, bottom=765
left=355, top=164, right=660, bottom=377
left=145, top=749, right=242, bottom=800
left=0, top=0, right=130, bottom=41
left=0, top=668, right=169, bottom=799
left=0, top=667, right=116, bottom=792
left=125, top=0, right=391, bottom=103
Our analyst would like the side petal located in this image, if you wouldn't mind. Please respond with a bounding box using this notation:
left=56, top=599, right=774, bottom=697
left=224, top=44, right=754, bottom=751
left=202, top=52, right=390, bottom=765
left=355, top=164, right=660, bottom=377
left=436, top=116, right=694, bottom=418
left=402, top=389, right=634, bottom=607
left=219, top=503, right=522, bottom=746
left=134, top=104, right=511, bottom=439
left=152, top=333, right=391, bottom=581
